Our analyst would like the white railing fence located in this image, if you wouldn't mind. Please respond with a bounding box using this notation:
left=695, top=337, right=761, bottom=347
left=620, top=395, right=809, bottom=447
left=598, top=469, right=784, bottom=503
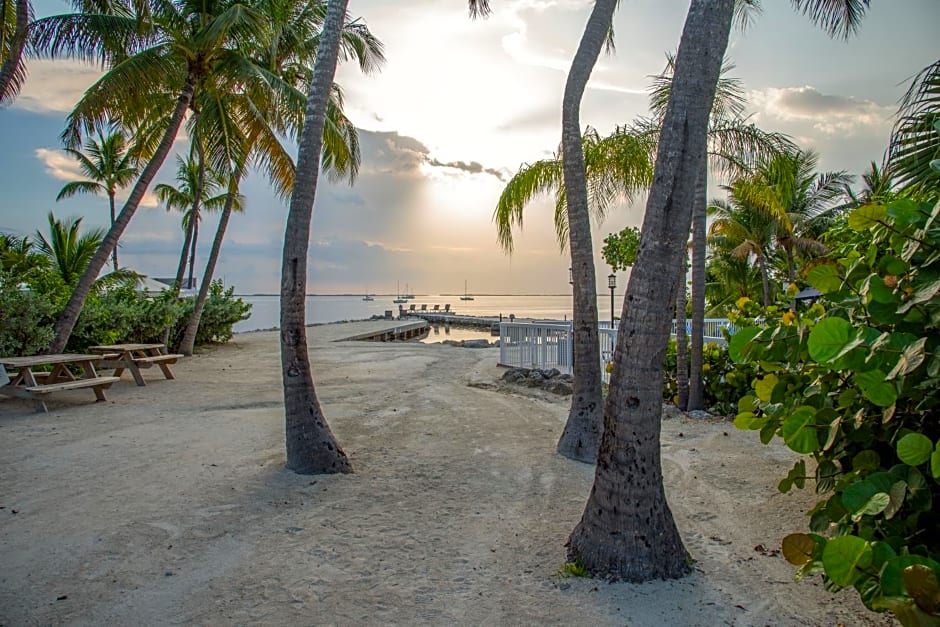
left=499, top=319, right=735, bottom=381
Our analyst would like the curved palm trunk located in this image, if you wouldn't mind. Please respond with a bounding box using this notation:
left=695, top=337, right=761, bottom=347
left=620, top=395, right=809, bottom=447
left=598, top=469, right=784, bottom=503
left=688, top=169, right=707, bottom=410
left=0, top=0, right=28, bottom=105
left=187, top=126, right=206, bottom=292
left=566, top=0, right=733, bottom=581
left=175, top=218, right=194, bottom=291
left=106, top=191, right=119, bottom=270
left=675, top=252, right=688, bottom=410
left=280, top=0, right=350, bottom=475
left=554, top=0, right=617, bottom=464
left=48, top=76, right=196, bottom=354
left=188, top=217, right=198, bottom=289
left=179, top=188, right=235, bottom=356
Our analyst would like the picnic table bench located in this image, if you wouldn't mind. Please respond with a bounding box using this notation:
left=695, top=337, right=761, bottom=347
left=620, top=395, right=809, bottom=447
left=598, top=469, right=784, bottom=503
left=0, top=354, right=121, bottom=412
left=89, top=343, right=183, bottom=386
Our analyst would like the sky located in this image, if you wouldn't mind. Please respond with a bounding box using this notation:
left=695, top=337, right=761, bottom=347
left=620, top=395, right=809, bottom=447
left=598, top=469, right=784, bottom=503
left=0, top=0, right=937, bottom=295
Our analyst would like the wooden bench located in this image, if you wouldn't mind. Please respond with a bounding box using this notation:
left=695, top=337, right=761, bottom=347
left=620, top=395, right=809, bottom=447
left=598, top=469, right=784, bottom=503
left=133, top=354, right=183, bottom=366
left=89, top=344, right=182, bottom=386
left=25, top=376, right=121, bottom=394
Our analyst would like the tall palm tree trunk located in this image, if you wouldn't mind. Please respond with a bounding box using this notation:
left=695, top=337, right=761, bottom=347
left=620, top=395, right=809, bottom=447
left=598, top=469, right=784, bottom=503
left=688, top=169, right=707, bottom=410
left=280, top=0, right=350, bottom=475
left=48, top=76, right=196, bottom=353
left=566, top=0, right=733, bottom=581
left=179, top=187, right=236, bottom=356
left=758, top=255, right=771, bottom=306
left=175, top=218, right=194, bottom=290
left=107, top=192, right=119, bottom=270
left=0, top=0, right=28, bottom=105
left=187, top=125, right=206, bottom=292
left=675, top=252, right=688, bottom=410
left=188, top=217, right=198, bottom=289
left=554, top=0, right=617, bottom=464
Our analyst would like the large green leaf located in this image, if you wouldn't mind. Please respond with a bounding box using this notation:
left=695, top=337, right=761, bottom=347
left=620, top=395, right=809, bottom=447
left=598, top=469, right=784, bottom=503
left=932, top=444, right=940, bottom=480
left=755, top=374, right=779, bottom=402
left=822, top=535, right=873, bottom=586
left=806, top=263, right=842, bottom=294
left=782, top=406, right=818, bottom=454
left=897, top=433, right=934, bottom=466
left=855, top=370, right=898, bottom=407
left=728, top=327, right=761, bottom=363
left=808, top=318, right=854, bottom=363
left=848, top=204, right=887, bottom=231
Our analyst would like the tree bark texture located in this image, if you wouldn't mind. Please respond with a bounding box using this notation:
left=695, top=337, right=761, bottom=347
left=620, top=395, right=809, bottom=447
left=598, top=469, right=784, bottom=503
left=675, top=251, right=688, bottom=411
left=179, top=189, right=235, bottom=356
left=0, top=0, right=28, bottom=105
left=280, top=0, right=350, bottom=475
left=566, top=0, right=734, bottom=581
left=187, top=127, right=206, bottom=292
left=554, top=0, right=617, bottom=464
left=758, top=255, right=771, bottom=306
left=688, top=168, right=707, bottom=410
left=48, top=76, right=196, bottom=354
left=108, top=192, right=119, bottom=271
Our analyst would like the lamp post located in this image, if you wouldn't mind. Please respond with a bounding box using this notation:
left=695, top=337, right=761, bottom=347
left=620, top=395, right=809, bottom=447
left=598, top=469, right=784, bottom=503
left=608, top=273, right=616, bottom=328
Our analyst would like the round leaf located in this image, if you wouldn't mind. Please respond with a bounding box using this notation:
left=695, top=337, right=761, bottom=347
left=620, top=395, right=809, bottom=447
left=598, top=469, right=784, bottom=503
left=897, top=433, right=933, bottom=466
left=822, top=535, right=873, bottom=587
left=848, top=204, right=887, bottom=231
left=808, top=318, right=854, bottom=363
left=729, top=327, right=760, bottom=363
left=854, top=370, right=898, bottom=407
left=782, top=406, right=818, bottom=454
left=782, top=533, right=816, bottom=566
left=755, top=374, right=779, bottom=402
left=806, top=263, right=842, bottom=294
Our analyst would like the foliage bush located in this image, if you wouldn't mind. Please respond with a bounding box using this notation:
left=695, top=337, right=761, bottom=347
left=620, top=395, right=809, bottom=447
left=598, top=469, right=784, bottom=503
left=729, top=199, right=940, bottom=625
left=0, top=274, right=57, bottom=356
left=168, top=281, right=251, bottom=348
left=68, top=286, right=186, bottom=351
left=663, top=334, right=757, bottom=416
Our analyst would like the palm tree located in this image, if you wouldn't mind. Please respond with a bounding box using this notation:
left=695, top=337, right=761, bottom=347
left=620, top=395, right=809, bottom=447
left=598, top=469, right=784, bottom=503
left=888, top=58, right=939, bottom=200
left=178, top=0, right=382, bottom=358
left=31, top=0, right=275, bottom=353
left=0, top=0, right=29, bottom=105
left=707, top=195, right=777, bottom=305
left=155, top=154, right=228, bottom=294
left=279, top=0, right=351, bottom=474
left=645, top=54, right=795, bottom=410
left=55, top=126, right=141, bottom=271
left=565, top=0, right=735, bottom=581
left=703, top=253, right=763, bottom=315
left=735, top=150, right=851, bottom=283
left=32, top=212, right=137, bottom=290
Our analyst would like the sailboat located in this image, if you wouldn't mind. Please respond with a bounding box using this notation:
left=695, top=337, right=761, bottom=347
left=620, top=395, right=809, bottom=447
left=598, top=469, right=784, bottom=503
left=403, top=283, right=415, bottom=299
left=393, top=281, right=407, bottom=304
left=362, top=287, right=374, bottom=301
left=460, top=280, right=474, bottom=301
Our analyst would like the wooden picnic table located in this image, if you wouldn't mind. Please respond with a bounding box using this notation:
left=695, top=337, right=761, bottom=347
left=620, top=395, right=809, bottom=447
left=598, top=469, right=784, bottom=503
left=89, top=343, right=183, bottom=387
left=0, top=354, right=121, bottom=413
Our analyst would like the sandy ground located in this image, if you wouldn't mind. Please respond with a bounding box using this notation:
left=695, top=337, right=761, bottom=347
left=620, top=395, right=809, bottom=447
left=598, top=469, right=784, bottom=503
left=0, top=321, right=894, bottom=626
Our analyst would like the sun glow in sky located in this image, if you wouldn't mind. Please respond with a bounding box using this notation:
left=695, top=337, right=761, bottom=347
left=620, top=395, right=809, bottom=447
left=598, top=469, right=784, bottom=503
left=1, top=0, right=938, bottom=295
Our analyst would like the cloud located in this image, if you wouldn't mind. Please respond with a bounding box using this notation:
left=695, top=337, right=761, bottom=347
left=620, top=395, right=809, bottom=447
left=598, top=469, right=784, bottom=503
left=14, top=59, right=102, bottom=115
left=427, top=158, right=507, bottom=181
left=748, top=86, right=896, bottom=136
left=34, top=147, right=160, bottom=208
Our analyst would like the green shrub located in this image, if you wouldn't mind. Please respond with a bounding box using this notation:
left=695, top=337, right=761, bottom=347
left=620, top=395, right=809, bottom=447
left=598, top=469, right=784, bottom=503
left=729, top=199, right=940, bottom=626
left=67, top=286, right=186, bottom=351
left=0, top=276, right=57, bottom=356
left=662, top=335, right=757, bottom=416
left=168, top=281, right=251, bottom=348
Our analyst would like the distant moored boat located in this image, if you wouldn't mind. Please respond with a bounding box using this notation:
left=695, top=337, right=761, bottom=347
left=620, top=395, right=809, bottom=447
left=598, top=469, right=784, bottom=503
left=460, top=280, right=474, bottom=301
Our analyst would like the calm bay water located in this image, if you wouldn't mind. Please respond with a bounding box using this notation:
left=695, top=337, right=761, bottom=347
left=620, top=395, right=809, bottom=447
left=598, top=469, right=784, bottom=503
left=233, top=293, right=624, bottom=333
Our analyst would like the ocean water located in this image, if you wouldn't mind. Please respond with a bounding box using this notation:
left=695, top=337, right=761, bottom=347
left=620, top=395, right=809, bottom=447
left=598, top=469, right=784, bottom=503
left=233, top=293, right=624, bottom=333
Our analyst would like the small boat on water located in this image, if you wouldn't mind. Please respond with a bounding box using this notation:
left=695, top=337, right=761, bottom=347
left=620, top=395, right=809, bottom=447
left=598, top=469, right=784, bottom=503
left=393, top=281, right=407, bottom=304
left=460, top=280, right=474, bottom=301
left=362, top=294, right=374, bottom=301
left=403, top=283, right=415, bottom=299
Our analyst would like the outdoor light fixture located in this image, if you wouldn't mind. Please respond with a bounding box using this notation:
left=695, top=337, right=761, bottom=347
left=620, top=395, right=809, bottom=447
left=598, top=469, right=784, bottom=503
left=608, top=273, right=616, bottom=328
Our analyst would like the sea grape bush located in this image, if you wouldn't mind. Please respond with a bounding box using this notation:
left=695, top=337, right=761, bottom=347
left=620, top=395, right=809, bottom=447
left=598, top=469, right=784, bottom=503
left=662, top=336, right=756, bottom=416
left=729, top=199, right=940, bottom=626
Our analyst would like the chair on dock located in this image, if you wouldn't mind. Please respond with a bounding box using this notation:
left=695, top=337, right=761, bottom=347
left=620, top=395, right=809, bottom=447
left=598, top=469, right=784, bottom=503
left=443, top=304, right=452, bottom=314
left=431, top=305, right=440, bottom=312
left=407, top=304, right=416, bottom=315
left=419, top=304, right=428, bottom=312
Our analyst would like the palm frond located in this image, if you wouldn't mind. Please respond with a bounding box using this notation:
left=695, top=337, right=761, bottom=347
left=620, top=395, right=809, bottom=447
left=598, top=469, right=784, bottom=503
left=790, top=0, right=871, bottom=39
left=494, top=158, right=564, bottom=253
